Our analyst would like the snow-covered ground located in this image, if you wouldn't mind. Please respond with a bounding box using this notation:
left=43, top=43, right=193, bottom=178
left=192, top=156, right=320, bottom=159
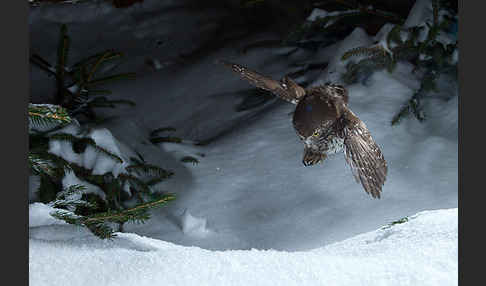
left=29, top=207, right=458, bottom=286
left=29, top=0, right=457, bottom=284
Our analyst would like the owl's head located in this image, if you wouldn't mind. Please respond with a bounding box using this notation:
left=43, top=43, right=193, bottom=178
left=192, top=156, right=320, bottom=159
left=300, top=125, right=341, bottom=166
left=299, top=123, right=334, bottom=150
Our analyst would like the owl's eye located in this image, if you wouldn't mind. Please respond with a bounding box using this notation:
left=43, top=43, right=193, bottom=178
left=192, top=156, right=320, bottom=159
left=313, top=130, right=320, bottom=137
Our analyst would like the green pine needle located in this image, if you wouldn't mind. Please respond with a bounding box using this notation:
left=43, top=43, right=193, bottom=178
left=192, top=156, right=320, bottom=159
left=119, top=173, right=151, bottom=193
left=126, top=164, right=174, bottom=178
left=91, top=145, right=124, bottom=164
left=71, top=50, right=123, bottom=71
left=29, top=153, right=56, bottom=177
left=150, top=136, right=182, bottom=144
left=29, top=104, right=72, bottom=130
left=30, top=24, right=136, bottom=121
left=391, top=105, right=410, bottom=126
left=387, top=25, right=404, bottom=47
left=150, top=127, right=177, bottom=137
left=342, top=45, right=388, bottom=61
left=30, top=54, right=57, bottom=77
left=56, top=24, right=69, bottom=76
left=382, top=216, right=409, bottom=229
left=85, top=73, right=137, bottom=86
left=180, top=156, right=199, bottom=165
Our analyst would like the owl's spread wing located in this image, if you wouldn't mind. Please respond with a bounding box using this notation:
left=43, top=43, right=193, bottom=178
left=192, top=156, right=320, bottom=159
left=340, top=107, right=387, bottom=198
left=220, top=60, right=305, bottom=104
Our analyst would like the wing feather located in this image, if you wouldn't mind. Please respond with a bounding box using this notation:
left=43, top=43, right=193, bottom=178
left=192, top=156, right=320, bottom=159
left=341, top=108, right=387, bottom=198
left=220, top=60, right=305, bottom=104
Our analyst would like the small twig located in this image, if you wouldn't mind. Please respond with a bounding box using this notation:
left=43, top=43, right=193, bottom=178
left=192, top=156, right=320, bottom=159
left=83, top=195, right=175, bottom=223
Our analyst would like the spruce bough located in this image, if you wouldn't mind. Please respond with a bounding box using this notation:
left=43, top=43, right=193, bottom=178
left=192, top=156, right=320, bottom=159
left=29, top=104, right=175, bottom=239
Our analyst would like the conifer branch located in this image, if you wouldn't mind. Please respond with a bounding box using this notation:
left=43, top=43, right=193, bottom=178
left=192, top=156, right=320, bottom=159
left=150, top=136, right=183, bottom=144
left=29, top=153, right=57, bottom=177
left=340, top=0, right=456, bottom=125
left=180, top=156, right=199, bottom=165
left=150, top=127, right=177, bottom=138
left=29, top=104, right=72, bottom=130
left=51, top=194, right=175, bottom=239
left=30, top=54, right=58, bottom=77
left=387, top=25, right=403, bottom=47
left=126, top=164, right=174, bottom=178
left=85, top=73, right=137, bottom=86
left=341, top=45, right=388, bottom=61
left=320, top=0, right=405, bottom=23
left=30, top=24, right=136, bottom=123
left=71, top=50, right=123, bottom=72
left=31, top=151, right=73, bottom=175
left=118, top=173, right=151, bottom=193
left=84, top=194, right=175, bottom=224
left=49, top=133, right=124, bottom=163
left=86, top=50, right=111, bottom=83
left=49, top=185, right=98, bottom=209
left=49, top=133, right=80, bottom=142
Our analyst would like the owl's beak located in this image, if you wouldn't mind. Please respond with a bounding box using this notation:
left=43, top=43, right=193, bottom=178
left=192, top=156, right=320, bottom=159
left=302, top=149, right=327, bottom=166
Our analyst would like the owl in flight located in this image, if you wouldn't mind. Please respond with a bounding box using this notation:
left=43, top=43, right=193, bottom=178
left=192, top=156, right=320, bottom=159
left=221, top=61, right=387, bottom=198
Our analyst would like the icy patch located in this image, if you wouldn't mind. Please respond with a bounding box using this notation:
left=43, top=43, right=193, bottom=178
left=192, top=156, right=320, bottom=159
left=29, top=208, right=457, bottom=286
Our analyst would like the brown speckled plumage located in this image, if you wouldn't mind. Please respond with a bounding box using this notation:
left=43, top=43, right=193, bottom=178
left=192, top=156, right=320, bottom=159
left=221, top=60, right=387, bottom=198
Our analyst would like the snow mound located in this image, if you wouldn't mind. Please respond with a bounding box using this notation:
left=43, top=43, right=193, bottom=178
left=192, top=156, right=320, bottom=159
left=29, top=208, right=457, bottom=286
left=179, top=209, right=211, bottom=237
left=29, top=203, right=67, bottom=228
left=48, top=124, right=130, bottom=178
left=40, top=124, right=134, bottom=202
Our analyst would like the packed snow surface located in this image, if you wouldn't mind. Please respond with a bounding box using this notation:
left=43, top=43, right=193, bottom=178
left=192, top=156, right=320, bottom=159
left=29, top=208, right=458, bottom=286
